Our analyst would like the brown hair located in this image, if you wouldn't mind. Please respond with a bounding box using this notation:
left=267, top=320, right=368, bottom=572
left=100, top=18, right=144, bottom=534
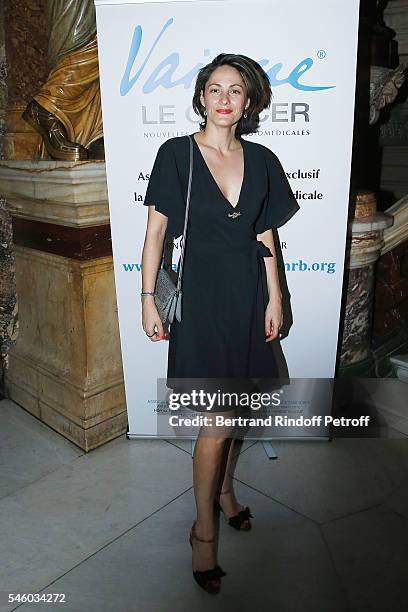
left=192, top=53, right=272, bottom=136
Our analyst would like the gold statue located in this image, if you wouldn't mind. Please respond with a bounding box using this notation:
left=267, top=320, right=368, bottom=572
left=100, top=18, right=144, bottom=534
left=22, top=0, right=103, bottom=161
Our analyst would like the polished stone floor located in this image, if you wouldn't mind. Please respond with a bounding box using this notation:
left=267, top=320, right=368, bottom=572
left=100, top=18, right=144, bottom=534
left=1, top=398, right=407, bottom=612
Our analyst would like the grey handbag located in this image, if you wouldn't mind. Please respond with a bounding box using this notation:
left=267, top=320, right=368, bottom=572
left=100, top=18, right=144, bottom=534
left=154, top=135, right=193, bottom=324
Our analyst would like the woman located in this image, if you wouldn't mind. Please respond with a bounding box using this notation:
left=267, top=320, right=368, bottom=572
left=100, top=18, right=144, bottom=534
left=141, top=53, right=299, bottom=594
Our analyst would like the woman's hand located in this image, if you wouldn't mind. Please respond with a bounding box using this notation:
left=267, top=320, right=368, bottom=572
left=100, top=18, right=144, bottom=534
left=142, top=298, right=166, bottom=341
left=265, top=295, right=283, bottom=342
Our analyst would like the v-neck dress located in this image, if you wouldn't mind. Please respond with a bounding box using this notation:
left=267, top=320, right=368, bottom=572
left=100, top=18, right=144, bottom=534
left=143, top=133, right=300, bottom=410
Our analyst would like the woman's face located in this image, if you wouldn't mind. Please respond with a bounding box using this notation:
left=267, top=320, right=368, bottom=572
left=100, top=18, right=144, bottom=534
left=200, top=65, right=250, bottom=130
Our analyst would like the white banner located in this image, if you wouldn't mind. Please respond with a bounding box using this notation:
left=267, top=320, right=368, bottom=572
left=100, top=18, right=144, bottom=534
left=95, top=0, right=360, bottom=437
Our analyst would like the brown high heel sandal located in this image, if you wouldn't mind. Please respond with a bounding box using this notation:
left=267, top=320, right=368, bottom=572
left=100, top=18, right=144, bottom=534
left=214, top=489, right=254, bottom=531
left=189, top=521, right=227, bottom=594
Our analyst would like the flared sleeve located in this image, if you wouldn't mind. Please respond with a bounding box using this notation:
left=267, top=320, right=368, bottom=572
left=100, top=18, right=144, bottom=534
left=143, top=139, right=186, bottom=238
left=255, top=149, right=300, bottom=234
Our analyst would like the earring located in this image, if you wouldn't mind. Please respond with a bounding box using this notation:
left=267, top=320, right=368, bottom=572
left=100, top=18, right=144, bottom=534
left=203, top=109, right=207, bottom=117
left=243, top=112, right=248, bottom=119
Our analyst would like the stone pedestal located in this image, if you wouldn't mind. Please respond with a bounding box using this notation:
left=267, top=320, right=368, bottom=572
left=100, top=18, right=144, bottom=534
left=3, top=104, right=43, bottom=161
left=371, top=195, right=408, bottom=374
left=339, top=192, right=393, bottom=374
left=0, top=160, right=127, bottom=451
left=390, top=353, right=408, bottom=381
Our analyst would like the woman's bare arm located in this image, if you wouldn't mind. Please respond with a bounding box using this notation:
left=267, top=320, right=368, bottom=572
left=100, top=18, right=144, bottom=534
left=256, top=229, right=283, bottom=341
left=256, top=229, right=282, bottom=300
left=141, top=206, right=168, bottom=341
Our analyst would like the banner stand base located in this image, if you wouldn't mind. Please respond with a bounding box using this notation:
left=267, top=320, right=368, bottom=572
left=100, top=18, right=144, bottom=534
left=189, top=436, right=331, bottom=459
left=262, top=441, right=278, bottom=459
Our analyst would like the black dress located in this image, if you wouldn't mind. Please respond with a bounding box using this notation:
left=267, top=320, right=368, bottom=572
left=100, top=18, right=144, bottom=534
left=143, top=134, right=300, bottom=410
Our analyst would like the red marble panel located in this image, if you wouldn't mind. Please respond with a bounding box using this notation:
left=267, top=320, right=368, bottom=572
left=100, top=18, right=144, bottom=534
left=373, top=239, right=408, bottom=336
left=12, top=217, right=112, bottom=260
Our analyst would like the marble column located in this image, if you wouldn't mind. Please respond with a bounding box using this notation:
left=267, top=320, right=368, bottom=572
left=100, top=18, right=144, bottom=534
left=0, top=159, right=127, bottom=451
left=338, top=191, right=393, bottom=374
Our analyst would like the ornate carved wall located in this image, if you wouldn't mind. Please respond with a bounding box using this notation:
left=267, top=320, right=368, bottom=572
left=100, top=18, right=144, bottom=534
left=372, top=0, right=408, bottom=366
left=0, top=1, right=7, bottom=159
left=380, top=0, right=408, bottom=199
left=4, top=0, right=48, bottom=106
left=2, top=0, right=48, bottom=159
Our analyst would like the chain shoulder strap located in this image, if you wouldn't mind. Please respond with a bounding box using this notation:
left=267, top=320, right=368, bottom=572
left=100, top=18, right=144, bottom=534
left=176, top=135, right=193, bottom=292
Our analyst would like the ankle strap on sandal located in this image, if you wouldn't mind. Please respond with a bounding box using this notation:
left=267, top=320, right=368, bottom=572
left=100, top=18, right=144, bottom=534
left=192, top=521, right=215, bottom=543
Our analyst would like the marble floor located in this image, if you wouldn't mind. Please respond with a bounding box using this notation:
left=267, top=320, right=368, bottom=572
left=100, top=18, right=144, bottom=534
left=1, top=398, right=408, bottom=612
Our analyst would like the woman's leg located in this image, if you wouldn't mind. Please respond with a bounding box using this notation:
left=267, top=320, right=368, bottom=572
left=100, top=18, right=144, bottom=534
left=216, top=379, right=259, bottom=520
left=217, top=438, right=248, bottom=519
left=191, top=411, right=235, bottom=571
